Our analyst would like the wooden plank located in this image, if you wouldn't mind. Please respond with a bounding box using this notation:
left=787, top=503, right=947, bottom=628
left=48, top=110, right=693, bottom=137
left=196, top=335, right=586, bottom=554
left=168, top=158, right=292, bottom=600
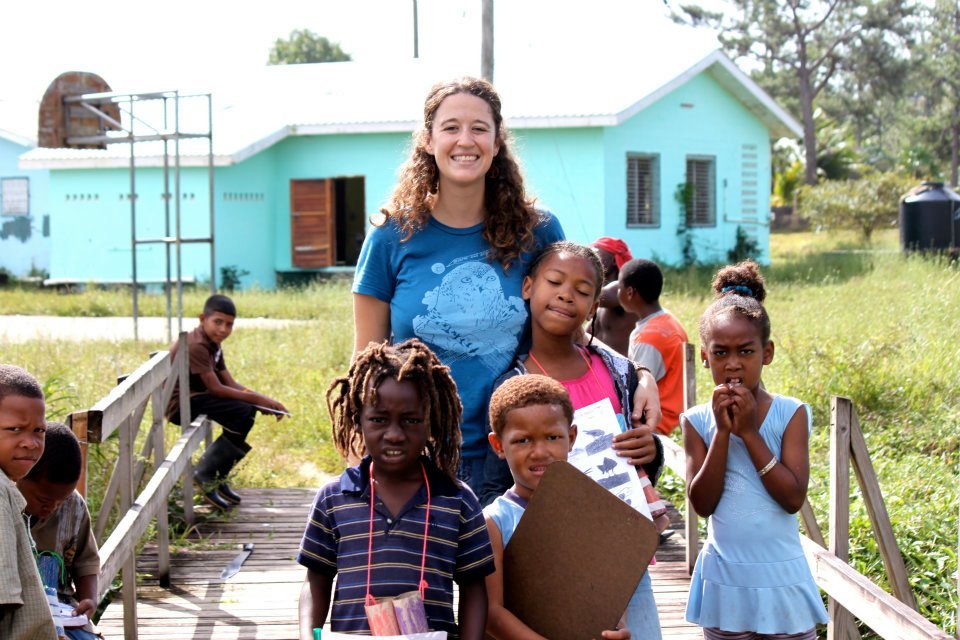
left=801, top=537, right=952, bottom=640
left=67, top=411, right=89, bottom=498
left=97, top=416, right=210, bottom=602
left=682, top=342, right=698, bottom=575
left=849, top=406, right=918, bottom=610
left=829, top=396, right=857, bottom=640
left=152, top=385, right=170, bottom=588
left=84, top=350, right=171, bottom=442
left=800, top=498, right=826, bottom=547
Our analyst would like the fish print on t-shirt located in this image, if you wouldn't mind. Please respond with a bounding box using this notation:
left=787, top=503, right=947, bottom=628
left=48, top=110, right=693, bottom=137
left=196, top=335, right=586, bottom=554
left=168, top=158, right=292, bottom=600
left=413, top=260, right=525, bottom=374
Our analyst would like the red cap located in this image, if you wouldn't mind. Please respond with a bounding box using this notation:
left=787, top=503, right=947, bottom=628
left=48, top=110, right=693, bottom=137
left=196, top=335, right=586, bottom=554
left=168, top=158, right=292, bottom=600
left=591, top=237, right=633, bottom=269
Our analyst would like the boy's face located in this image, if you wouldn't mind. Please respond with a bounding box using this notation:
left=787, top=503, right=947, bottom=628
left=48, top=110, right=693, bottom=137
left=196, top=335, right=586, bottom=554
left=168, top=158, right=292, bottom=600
left=0, top=395, right=47, bottom=482
left=616, top=276, right=641, bottom=315
left=359, top=377, right=429, bottom=479
left=199, top=311, right=235, bottom=344
left=488, top=403, right=577, bottom=500
left=18, top=477, right=76, bottom=519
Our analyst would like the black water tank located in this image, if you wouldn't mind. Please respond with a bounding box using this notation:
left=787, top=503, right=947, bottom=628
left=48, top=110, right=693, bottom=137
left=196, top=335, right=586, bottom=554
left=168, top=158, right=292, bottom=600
left=900, top=181, right=960, bottom=252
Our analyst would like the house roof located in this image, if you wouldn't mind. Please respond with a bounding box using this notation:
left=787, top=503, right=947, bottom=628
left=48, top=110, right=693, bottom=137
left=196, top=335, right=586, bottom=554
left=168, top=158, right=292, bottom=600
left=20, top=49, right=801, bottom=170
left=0, top=127, right=35, bottom=149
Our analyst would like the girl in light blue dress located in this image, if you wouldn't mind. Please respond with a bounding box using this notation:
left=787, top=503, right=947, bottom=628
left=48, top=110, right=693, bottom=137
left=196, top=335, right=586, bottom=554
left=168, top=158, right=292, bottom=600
left=682, top=261, right=828, bottom=640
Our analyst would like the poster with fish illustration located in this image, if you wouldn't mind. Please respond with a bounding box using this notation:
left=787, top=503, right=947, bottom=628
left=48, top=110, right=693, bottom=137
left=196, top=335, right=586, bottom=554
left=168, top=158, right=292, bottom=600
left=568, top=398, right=653, bottom=520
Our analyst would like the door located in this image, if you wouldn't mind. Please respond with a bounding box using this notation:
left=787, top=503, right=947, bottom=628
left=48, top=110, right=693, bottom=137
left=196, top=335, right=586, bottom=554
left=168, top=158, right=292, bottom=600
left=290, top=179, right=335, bottom=268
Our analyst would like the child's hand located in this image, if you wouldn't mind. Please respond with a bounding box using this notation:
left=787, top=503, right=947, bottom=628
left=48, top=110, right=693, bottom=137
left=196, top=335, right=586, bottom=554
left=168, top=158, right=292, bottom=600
left=599, top=618, right=630, bottom=640
left=74, top=598, right=96, bottom=618
left=711, top=385, right=735, bottom=433
left=260, top=398, right=289, bottom=421
left=728, top=385, right=758, bottom=438
left=613, top=424, right=656, bottom=466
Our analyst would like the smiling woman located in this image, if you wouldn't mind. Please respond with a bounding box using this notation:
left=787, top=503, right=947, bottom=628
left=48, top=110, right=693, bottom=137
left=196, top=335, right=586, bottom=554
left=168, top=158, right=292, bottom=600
left=351, top=77, right=566, bottom=495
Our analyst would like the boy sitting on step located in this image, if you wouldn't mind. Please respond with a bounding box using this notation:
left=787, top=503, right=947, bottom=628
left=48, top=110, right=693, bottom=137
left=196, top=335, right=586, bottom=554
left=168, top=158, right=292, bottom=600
left=166, top=294, right=288, bottom=509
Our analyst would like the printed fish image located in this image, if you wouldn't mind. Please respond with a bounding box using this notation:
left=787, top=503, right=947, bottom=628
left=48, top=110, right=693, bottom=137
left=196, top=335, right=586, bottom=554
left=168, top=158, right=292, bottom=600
left=596, top=457, right=618, bottom=475
left=582, top=428, right=606, bottom=438
left=597, top=472, right=631, bottom=491
left=585, top=433, right=615, bottom=455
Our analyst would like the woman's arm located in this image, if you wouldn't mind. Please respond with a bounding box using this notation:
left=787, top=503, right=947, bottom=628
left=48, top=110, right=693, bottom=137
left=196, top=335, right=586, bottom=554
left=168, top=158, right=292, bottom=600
left=298, top=570, right=333, bottom=640
left=684, top=390, right=734, bottom=516
left=353, top=293, right=391, bottom=356
left=483, top=518, right=546, bottom=640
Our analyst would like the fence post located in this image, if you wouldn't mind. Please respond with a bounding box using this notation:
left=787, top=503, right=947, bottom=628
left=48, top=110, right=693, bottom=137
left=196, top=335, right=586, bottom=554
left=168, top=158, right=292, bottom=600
left=118, top=412, right=139, bottom=639
left=829, top=396, right=857, bottom=640
left=682, top=342, right=698, bottom=575
left=67, top=412, right=89, bottom=499
left=152, top=385, right=171, bottom=588
left=176, top=332, right=195, bottom=526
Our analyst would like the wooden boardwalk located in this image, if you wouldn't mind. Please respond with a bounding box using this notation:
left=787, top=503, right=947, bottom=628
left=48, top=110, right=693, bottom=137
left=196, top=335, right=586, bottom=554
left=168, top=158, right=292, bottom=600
left=97, top=488, right=700, bottom=639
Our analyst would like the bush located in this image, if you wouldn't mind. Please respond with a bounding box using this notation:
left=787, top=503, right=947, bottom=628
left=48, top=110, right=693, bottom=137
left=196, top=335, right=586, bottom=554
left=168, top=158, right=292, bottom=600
left=798, top=172, right=914, bottom=242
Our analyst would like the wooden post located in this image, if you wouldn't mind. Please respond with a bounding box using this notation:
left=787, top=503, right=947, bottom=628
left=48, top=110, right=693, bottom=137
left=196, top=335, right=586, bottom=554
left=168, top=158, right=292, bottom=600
left=848, top=405, right=918, bottom=610
left=67, top=412, right=89, bottom=499
left=481, top=0, right=494, bottom=82
left=118, top=409, right=139, bottom=639
left=682, top=343, right=698, bottom=574
left=829, top=396, right=856, bottom=640
left=176, top=333, right=194, bottom=526
left=152, top=386, right=171, bottom=588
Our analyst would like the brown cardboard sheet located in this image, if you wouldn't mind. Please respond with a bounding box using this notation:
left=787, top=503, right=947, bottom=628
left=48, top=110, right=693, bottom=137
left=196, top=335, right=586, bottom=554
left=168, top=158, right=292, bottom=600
left=502, top=461, right=659, bottom=639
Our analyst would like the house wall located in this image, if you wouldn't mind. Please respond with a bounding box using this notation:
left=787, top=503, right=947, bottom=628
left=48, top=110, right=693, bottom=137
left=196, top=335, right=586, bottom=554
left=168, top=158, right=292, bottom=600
left=602, top=73, right=772, bottom=265
left=0, top=137, right=50, bottom=277
left=511, top=127, right=607, bottom=242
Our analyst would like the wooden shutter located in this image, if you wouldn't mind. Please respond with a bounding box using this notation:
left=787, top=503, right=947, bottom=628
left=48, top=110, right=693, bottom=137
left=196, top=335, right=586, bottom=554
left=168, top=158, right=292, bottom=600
left=627, top=155, right=659, bottom=226
left=290, top=179, right=334, bottom=268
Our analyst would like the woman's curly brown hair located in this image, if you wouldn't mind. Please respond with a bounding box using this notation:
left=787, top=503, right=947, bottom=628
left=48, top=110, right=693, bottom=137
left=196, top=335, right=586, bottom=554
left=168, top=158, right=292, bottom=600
left=699, top=260, right=771, bottom=343
left=326, top=339, right=463, bottom=482
left=378, top=76, right=542, bottom=272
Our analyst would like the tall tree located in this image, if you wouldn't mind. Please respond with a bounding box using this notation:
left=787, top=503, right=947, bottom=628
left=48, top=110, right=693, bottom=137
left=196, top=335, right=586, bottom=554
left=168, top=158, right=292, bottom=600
left=674, top=0, right=909, bottom=185
left=267, top=29, right=352, bottom=65
left=924, top=0, right=960, bottom=186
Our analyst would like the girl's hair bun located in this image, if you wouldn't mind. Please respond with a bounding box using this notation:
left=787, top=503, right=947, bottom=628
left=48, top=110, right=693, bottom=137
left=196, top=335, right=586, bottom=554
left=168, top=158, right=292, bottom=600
left=711, top=260, right=766, bottom=303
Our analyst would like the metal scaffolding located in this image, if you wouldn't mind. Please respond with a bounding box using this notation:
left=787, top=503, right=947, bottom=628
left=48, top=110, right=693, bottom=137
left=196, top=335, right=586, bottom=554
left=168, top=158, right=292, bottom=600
left=63, top=90, right=215, bottom=341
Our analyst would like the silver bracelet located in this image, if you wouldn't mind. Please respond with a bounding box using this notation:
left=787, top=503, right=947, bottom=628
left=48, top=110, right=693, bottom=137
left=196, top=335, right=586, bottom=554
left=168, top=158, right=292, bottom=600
left=757, top=457, right=778, bottom=477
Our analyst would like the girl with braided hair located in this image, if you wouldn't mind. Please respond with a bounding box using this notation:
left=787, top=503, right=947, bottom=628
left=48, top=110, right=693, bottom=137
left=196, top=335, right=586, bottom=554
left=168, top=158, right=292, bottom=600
left=297, top=339, right=494, bottom=639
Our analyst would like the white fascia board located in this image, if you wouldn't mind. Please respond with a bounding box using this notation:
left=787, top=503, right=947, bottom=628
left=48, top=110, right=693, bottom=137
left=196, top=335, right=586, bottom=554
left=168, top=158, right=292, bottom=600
left=20, top=154, right=234, bottom=170
left=230, top=125, right=293, bottom=164
left=710, top=54, right=803, bottom=138
left=0, top=129, right=36, bottom=148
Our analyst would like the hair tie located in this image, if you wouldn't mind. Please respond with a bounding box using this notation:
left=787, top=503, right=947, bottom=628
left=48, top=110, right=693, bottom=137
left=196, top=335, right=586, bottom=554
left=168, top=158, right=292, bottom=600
left=721, top=285, right=754, bottom=297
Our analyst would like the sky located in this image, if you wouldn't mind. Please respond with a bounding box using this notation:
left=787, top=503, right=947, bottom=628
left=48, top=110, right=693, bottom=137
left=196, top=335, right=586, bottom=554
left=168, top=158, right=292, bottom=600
left=0, top=0, right=719, bottom=139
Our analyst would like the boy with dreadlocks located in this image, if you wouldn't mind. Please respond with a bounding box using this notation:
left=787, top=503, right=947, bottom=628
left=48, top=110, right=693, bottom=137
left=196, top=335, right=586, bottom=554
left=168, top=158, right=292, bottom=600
left=297, top=339, right=494, bottom=640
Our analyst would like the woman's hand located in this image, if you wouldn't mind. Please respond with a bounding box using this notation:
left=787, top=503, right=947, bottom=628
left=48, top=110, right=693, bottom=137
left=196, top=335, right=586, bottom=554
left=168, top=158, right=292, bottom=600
left=630, top=370, right=662, bottom=432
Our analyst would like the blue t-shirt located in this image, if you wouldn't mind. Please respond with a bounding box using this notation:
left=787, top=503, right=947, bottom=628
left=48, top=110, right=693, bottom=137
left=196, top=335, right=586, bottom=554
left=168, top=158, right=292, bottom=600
left=353, top=212, right=565, bottom=458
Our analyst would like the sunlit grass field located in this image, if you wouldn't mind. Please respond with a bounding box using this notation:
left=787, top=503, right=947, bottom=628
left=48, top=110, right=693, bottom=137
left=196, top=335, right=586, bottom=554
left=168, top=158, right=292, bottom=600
left=2, top=228, right=958, bottom=633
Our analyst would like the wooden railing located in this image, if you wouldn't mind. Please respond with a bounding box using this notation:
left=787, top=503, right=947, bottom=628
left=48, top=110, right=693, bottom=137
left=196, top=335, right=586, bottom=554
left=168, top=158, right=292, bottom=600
left=659, top=344, right=950, bottom=640
left=66, top=333, right=210, bottom=640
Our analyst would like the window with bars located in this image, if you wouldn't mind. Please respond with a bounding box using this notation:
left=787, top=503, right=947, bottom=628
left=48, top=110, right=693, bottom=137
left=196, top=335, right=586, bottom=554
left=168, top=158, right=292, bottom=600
left=626, top=154, right=659, bottom=226
left=1, top=177, right=29, bottom=216
left=685, top=157, right=715, bottom=226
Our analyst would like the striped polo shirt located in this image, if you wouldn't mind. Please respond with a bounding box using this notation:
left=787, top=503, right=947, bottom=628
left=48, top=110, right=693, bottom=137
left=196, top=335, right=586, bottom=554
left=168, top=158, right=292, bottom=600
left=297, top=456, right=495, bottom=636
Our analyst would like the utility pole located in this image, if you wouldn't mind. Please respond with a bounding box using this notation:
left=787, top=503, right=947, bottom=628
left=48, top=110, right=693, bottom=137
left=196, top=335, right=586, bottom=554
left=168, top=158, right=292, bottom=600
left=481, top=0, right=494, bottom=82
left=412, top=0, right=419, bottom=58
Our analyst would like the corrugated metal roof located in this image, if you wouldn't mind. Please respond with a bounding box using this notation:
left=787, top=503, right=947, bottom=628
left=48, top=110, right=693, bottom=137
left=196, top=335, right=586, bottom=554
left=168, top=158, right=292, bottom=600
left=19, top=49, right=802, bottom=169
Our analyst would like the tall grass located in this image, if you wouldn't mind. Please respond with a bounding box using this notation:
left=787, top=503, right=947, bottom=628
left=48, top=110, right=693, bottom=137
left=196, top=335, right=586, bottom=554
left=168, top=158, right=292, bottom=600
left=2, top=228, right=958, bottom=633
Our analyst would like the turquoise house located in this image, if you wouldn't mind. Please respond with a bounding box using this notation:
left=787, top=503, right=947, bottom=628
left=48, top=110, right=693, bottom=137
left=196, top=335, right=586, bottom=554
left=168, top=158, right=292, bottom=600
left=1, top=128, right=50, bottom=277
left=21, top=50, right=800, bottom=289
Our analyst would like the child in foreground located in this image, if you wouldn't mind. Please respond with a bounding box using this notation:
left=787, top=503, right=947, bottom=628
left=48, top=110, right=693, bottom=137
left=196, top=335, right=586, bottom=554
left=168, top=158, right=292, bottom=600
left=166, top=294, right=288, bottom=510
left=490, top=241, right=666, bottom=639
left=618, top=258, right=689, bottom=436
left=297, top=339, right=494, bottom=640
left=683, top=261, right=828, bottom=639
left=19, top=423, right=102, bottom=640
left=0, top=364, right=58, bottom=639
left=483, top=375, right=631, bottom=640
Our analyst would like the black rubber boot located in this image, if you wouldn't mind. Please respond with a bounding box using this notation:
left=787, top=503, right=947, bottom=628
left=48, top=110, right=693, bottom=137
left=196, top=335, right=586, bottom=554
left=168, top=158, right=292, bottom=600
left=194, top=436, right=249, bottom=510
left=217, top=440, right=250, bottom=505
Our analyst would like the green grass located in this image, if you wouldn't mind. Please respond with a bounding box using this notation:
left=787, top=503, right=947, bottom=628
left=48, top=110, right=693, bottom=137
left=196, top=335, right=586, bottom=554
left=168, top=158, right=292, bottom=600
left=2, top=227, right=958, bottom=634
